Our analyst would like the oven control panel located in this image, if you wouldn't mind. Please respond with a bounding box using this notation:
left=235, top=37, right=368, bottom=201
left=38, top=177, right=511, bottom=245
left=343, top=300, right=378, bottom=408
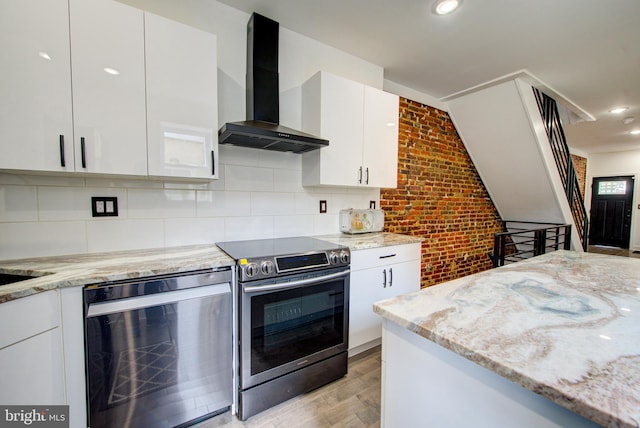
left=238, top=249, right=350, bottom=282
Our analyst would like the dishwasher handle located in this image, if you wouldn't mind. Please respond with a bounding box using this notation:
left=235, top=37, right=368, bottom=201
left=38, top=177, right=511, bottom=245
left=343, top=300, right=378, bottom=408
left=86, top=282, right=230, bottom=318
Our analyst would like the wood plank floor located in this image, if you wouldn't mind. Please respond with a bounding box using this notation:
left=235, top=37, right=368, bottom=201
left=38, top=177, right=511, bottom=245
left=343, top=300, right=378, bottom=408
left=196, top=347, right=381, bottom=428
left=588, top=245, right=640, bottom=258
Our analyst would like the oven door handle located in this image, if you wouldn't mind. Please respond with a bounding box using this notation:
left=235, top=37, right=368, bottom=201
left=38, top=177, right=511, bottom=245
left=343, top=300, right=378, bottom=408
left=242, top=269, right=349, bottom=294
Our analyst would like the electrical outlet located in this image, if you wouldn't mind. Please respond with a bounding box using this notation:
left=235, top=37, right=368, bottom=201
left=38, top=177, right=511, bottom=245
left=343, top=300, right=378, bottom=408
left=370, top=200, right=376, bottom=209
left=92, top=197, right=118, bottom=217
left=319, top=200, right=327, bottom=213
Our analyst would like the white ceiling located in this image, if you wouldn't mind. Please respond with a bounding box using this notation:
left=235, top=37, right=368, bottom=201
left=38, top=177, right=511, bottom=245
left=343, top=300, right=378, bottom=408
left=216, top=0, right=640, bottom=154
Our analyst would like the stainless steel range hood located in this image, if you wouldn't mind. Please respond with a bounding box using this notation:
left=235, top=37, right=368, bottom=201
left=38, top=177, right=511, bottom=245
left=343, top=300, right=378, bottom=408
left=218, top=13, right=328, bottom=153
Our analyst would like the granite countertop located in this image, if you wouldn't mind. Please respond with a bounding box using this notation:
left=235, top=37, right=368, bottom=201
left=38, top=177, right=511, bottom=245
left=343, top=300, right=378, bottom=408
left=0, top=232, right=420, bottom=304
left=316, top=232, right=423, bottom=250
left=374, top=250, right=640, bottom=428
left=0, top=245, right=235, bottom=304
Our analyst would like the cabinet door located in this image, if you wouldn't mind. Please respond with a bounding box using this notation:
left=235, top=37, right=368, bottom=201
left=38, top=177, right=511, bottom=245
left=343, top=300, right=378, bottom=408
left=349, top=266, right=387, bottom=349
left=145, top=13, right=219, bottom=179
left=0, top=329, right=65, bottom=404
left=349, top=243, right=421, bottom=351
left=0, top=290, right=64, bottom=405
left=362, top=86, right=399, bottom=188
left=0, top=0, right=74, bottom=172
left=69, top=0, right=147, bottom=176
left=320, top=73, right=364, bottom=185
left=302, top=72, right=364, bottom=186
left=383, top=259, right=421, bottom=297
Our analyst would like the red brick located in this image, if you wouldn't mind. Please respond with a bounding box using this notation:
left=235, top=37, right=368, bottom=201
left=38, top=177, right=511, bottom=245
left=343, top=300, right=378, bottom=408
left=381, top=98, right=504, bottom=288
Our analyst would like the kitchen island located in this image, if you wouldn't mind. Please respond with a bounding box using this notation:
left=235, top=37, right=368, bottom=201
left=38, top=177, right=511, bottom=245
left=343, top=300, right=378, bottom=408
left=374, top=250, right=640, bottom=428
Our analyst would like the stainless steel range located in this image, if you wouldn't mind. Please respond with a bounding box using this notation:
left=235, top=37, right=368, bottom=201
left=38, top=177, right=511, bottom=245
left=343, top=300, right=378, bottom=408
left=216, top=237, right=350, bottom=420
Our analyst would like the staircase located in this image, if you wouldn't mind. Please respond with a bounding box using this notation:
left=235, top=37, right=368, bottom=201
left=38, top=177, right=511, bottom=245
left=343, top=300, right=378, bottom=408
left=532, top=88, right=589, bottom=249
left=446, top=77, right=587, bottom=254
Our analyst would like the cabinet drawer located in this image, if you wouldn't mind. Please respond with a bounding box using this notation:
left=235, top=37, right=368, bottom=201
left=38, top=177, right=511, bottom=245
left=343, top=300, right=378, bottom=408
left=0, top=290, right=60, bottom=349
left=351, top=243, right=421, bottom=271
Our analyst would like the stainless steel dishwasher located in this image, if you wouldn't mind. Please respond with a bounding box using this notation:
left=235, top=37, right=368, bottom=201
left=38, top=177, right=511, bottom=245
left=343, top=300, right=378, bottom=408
left=84, top=268, right=232, bottom=428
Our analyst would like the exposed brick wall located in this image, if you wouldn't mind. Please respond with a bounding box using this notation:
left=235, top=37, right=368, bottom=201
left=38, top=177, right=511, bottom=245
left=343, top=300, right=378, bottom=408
left=571, top=154, right=587, bottom=199
left=381, top=98, right=504, bottom=288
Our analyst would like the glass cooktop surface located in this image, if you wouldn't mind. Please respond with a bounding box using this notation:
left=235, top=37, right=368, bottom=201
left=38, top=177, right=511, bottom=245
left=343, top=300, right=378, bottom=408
left=216, top=237, right=343, bottom=260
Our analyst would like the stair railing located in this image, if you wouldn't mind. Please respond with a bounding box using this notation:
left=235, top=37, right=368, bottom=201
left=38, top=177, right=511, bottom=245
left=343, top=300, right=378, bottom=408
left=489, top=221, right=572, bottom=268
left=532, top=88, right=589, bottom=250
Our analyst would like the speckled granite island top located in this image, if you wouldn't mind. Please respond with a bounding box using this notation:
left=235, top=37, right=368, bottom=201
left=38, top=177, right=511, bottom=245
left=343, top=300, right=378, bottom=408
left=0, top=245, right=235, bottom=303
left=374, top=250, right=640, bottom=428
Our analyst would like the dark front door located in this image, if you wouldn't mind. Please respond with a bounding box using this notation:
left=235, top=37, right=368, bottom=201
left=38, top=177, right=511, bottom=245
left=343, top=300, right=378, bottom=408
left=589, top=176, right=634, bottom=248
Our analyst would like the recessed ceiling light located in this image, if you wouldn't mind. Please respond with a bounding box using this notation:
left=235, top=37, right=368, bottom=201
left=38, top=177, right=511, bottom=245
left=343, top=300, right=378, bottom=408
left=38, top=52, right=51, bottom=60
left=609, top=107, right=628, bottom=114
left=433, top=0, right=461, bottom=15
left=103, top=67, right=120, bottom=75
left=630, top=129, right=640, bottom=135
left=622, top=116, right=635, bottom=125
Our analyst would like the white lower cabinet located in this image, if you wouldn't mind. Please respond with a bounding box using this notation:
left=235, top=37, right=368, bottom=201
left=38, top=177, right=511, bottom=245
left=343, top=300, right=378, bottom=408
left=0, top=290, right=65, bottom=404
left=349, top=243, right=421, bottom=353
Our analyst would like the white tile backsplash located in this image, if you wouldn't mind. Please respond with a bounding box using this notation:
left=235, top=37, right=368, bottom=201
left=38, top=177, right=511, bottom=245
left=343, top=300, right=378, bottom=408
left=128, top=189, right=196, bottom=219
left=38, top=187, right=127, bottom=221
left=224, top=216, right=274, bottom=241
left=0, top=221, right=87, bottom=260
left=196, top=190, right=251, bottom=217
left=0, top=150, right=380, bottom=259
left=274, top=168, right=304, bottom=193
left=0, top=185, right=38, bottom=222
left=164, top=217, right=226, bottom=247
left=224, top=165, right=274, bottom=192
left=86, top=219, right=164, bottom=253
left=250, top=192, right=296, bottom=216
left=274, top=215, right=316, bottom=237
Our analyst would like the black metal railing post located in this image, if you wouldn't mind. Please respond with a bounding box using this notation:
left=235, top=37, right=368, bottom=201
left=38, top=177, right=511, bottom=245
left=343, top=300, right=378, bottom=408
left=564, top=225, right=572, bottom=250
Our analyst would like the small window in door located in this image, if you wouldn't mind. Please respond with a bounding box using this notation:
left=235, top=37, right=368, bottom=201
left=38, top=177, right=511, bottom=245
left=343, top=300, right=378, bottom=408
left=597, top=180, right=627, bottom=195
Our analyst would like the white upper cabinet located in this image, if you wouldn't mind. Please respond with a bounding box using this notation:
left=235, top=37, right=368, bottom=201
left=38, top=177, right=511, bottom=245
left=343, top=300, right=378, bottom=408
left=301, top=71, right=399, bottom=188
left=69, top=0, right=147, bottom=176
left=363, top=86, right=399, bottom=188
left=2, top=1, right=219, bottom=180
left=145, top=13, right=219, bottom=179
left=0, top=0, right=74, bottom=172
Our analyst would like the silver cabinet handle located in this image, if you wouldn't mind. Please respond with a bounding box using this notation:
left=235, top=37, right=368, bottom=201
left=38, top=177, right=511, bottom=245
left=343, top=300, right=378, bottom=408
left=383, top=268, right=387, bottom=288
left=389, top=268, right=393, bottom=287
left=358, top=166, right=363, bottom=184
left=365, top=167, right=369, bottom=185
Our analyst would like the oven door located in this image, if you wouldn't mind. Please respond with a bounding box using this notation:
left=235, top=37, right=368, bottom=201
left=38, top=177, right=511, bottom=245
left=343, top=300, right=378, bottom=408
left=239, top=267, right=349, bottom=390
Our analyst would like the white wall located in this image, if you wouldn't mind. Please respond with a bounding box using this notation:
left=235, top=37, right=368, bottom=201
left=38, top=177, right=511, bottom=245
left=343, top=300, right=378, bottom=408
left=585, top=149, right=640, bottom=252
left=0, top=0, right=385, bottom=261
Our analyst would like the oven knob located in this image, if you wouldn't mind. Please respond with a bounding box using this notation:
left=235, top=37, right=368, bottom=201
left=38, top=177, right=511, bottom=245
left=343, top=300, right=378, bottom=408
left=340, top=251, right=350, bottom=264
left=329, top=252, right=339, bottom=264
left=245, top=263, right=259, bottom=277
left=261, top=260, right=274, bottom=275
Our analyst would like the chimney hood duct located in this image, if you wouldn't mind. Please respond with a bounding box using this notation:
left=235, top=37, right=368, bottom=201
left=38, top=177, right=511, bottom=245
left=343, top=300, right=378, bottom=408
left=218, top=13, right=329, bottom=153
